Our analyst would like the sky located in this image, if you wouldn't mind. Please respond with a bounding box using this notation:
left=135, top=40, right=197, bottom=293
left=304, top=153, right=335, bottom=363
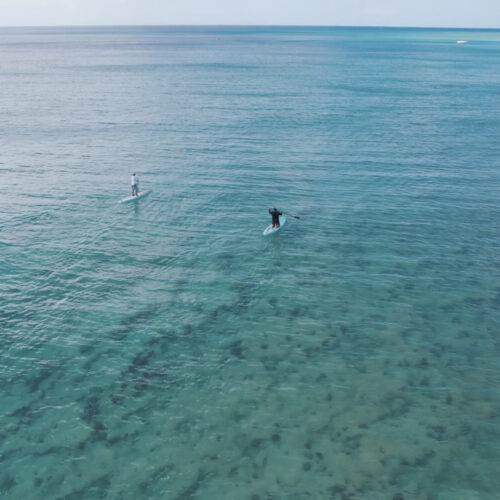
left=0, top=0, right=499, bottom=28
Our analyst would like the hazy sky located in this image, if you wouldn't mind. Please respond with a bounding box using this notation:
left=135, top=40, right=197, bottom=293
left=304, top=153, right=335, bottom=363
left=1, top=0, right=499, bottom=28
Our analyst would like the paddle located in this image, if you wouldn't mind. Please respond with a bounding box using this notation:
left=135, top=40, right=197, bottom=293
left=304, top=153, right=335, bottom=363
left=284, top=213, right=300, bottom=219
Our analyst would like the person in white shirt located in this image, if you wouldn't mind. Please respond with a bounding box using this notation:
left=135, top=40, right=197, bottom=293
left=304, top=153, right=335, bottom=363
left=131, top=173, right=139, bottom=196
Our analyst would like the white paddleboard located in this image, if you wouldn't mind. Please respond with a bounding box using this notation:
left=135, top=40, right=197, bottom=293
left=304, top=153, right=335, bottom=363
left=120, top=190, right=152, bottom=204
left=263, top=216, right=286, bottom=236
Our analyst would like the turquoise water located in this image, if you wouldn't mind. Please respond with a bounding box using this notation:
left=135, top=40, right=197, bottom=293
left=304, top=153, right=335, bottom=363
left=1, top=26, right=500, bottom=499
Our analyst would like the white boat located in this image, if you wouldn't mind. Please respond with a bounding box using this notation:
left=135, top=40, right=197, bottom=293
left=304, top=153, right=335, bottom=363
left=263, top=216, right=286, bottom=236
left=120, top=190, right=152, bottom=203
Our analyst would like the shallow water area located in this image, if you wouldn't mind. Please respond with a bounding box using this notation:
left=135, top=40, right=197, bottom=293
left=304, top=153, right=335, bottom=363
left=1, top=26, right=500, bottom=499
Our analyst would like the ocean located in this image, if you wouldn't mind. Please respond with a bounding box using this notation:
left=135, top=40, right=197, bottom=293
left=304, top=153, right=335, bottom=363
left=1, top=26, right=499, bottom=499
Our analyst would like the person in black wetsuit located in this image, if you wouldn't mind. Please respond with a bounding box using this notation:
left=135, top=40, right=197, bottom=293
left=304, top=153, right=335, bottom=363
left=269, top=207, right=283, bottom=228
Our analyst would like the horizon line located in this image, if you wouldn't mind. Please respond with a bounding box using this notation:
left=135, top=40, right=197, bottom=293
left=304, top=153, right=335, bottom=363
left=0, top=23, right=499, bottom=30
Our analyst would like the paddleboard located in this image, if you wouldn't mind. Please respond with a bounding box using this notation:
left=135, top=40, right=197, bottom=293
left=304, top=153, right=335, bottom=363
left=263, top=216, right=286, bottom=236
left=120, top=190, right=151, bottom=203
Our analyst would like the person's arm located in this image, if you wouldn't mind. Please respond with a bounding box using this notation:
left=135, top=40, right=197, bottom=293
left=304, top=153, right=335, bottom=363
left=269, top=208, right=272, bottom=215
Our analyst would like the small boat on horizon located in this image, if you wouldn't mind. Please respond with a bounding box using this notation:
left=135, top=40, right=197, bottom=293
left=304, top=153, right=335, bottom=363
left=456, top=40, right=468, bottom=44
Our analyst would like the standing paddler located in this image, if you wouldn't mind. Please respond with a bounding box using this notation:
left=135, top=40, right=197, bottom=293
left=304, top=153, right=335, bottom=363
left=131, top=172, right=139, bottom=196
left=268, top=207, right=283, bottom=228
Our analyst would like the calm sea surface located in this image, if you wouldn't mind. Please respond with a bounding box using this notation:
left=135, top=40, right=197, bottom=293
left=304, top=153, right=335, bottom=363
left=1, top=26, right=499, bottom=499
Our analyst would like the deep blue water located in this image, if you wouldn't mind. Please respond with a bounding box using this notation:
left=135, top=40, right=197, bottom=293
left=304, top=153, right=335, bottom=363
left=1, top=26, right=500, bottom=499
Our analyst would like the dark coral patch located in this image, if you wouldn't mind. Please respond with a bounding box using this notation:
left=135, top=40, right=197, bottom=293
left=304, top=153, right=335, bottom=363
left=229, top=340, right=245, bottom=359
